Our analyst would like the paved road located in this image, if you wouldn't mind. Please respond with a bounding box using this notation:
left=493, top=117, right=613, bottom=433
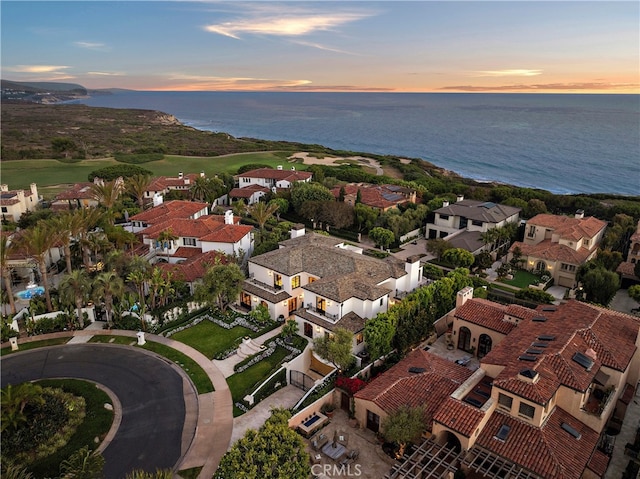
left=1, top=344, right=189, bottom=479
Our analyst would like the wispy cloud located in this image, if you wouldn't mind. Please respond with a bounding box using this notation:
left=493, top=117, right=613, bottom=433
left=204, top=6, right=374, bottom=39
left=291, top=40, right=358, bottom=55
left=87, top=71, right=123, bottom=76
left=473, top=69, right=543, bottom=77
left=439, top=81, right=639, bottom=92
left=74, top=41, right=108, bottom=50
left=4, top=65, right=70, bottom=74
left=154, top=73, right=313, bottom=91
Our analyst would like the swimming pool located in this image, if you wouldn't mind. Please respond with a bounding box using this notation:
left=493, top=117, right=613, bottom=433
left=16, top=286, right=45, bottom=300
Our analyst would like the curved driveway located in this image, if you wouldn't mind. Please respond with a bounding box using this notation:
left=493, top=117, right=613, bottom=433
left=1, top=344, right=189, bottom=479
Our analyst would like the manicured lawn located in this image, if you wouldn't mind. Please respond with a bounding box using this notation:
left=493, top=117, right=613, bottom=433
left=1, top=337, right=70, bottom=356
left=2, top=151, right=306, bottom=190
left=170, top=320, right=253, bottom=359
left=27, top=379, right=113, bottom=477
left=499, top=270, right=542, bottom=289
left=227, top=345, right=292, bottom=417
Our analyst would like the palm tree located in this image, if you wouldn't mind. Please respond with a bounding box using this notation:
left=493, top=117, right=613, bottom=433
left=49, top=211, right=84, bottom=274
left=74, top=208, right=105, bottom=269
left=0, top=236, right=17, bottom=315
left=147, top=267, right=166, bottom=310
left=13, top=224, right=56, bottom=311
left=90, top=179, right=124, bottom=224
left=156, top=228, right=178, bottom=261
left=127, top=268, right=150, bottom=319
left=92, top=271, right=125, bottom=327
left=59, top=269, right=92, bottom=328
left=247, top=201, right=279, bottom=231
left=126, top=174, right=153, bottom=210
left=84, top=231, right=111, bottom=268
left=189, top=175, right=212, bottom=202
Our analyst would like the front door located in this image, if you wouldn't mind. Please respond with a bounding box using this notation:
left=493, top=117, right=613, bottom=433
left=288, top=297, right=298, bottom=314
left=366, top=410, right=380, bottom=433
left=341, top=392, right=350, bottom=412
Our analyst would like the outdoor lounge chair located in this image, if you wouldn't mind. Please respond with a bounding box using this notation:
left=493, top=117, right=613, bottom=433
left=339, top=448, right=359, bottom=467
left=312, top=433, right=328, bottom=451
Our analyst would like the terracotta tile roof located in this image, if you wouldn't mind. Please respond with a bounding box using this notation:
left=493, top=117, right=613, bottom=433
left=172, top=247, right=204, bottom=258
left=433, top=397, right=487, bottom=436
left=250, top=233, right=407, bottom=302
left=481, top=300, right=640, bottom=404
left=157, top=250, right=228, bottom=282
left=331, top=184, right=414, bottom=210
left=455, top=298, right=536, bottom=335
left=242, top=281, right=292, bottom=304
left=54, top=182, right=95, bottom=200
left=146, top=173, right=199, bottom=192
left=527, top=214, right=607, bottom=241
left=142, top=215, right=252, bottom=244
left=0, top=198, right=20, bottom=206
left=238, top=168, right=312, bottom=182
left=475, top=408, right=600, bottom=479
left=355, top=349, right=472, bottom=425
left=130, top=200, right=208, bottom=223
left=587, top=450, right=610, bottom=477
left=510, top=239, right=594, bottom=265
left=616, top=261, right=637, bottom=277
left=620, top=383, right=636, bottom=405
left=228, top=185, right=270, bottom=198
left=435, top=199, right=521, bottom=224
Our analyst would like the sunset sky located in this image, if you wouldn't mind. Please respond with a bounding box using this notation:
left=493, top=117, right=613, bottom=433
left=2, top=1, right=638, bottom=93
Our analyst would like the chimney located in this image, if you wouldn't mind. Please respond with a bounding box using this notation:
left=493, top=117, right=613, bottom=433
left=456, top=194, right=464, bottom=202
left=575, top=209, right=584, bottom=219
left=0, top=184, right=8, bottom=192
left=178, top=171, right=184, bottom=179
left=442, top=200, right=450, bottom=208
left=290, top=224, right=306, bottom=239
left=456, top=286, right=474, bottom=309
left=277, top=165, right=283, bottom=170
left=153, top=193, right=163, bottom=207
left=224, top=210, right=234, bottom=225
left=30, top=183, right=38, bottom=199
left=200, top=171, right=205, bottom=177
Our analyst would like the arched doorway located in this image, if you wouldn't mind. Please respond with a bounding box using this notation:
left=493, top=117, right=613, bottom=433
left=458, top=327, right=471, bottom=352
left=535, top=261, right=547, bottom=273
left=445, top=431, right=462, bottom=453
left=478, top=334, right=492, bottom=358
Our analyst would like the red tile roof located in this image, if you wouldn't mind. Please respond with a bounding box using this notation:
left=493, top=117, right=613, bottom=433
left=331, top=184, right=415, bottom=210
left=433, top=397, right=487, bottom=437
left=355, top=349, right=472, bottom=426
left=228, top=185, right=270, bottom=198
left=147, top=174, right=199, bottom=192
left=157, top=250, right=229, bottom=282
left=587, top=450, right=610, bottom=477
left=475, top=407, right=600, bottom=479
left=620, top=383, right=636, bottom=405
left=54, top=182, right=95, bottom=200
left=455, top=298, right=536, bottom=335
left=527, top=214, right=606, bottom=241
left=238, top=168, right=312, bottom=182
left=130, top=200, right=208, bottom=223
left=510, top=240, right=594, bottom=265
left=142, top=215, right=252, bottom=245
left=481, top=300, right=640, bottom=404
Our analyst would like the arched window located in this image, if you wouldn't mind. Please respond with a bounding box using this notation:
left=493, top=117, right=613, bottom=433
left=457, top=327, right=471, bottom=352
left=535, top=261, right=547, bottom=273
left=478, top=334, right=492, bottom=358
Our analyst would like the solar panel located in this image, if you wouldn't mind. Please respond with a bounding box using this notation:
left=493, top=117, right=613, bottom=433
left=495, top=424, right=511, bottom=441
left=572, top=352, right=594, bottom=370
left=538, top=335, right=556, bottom=341
left=532, top=316, right=547, bottom=322
left=561, top=422, right=582, bottom=440
left=518, top=355, right=537, bottom=362
left=482, top=202, right=496, bottom=208
left=408, top=367, right=426, bottom=374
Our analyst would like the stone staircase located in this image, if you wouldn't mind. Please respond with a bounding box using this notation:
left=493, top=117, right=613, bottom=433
left=237, top=337, right=266, bottom=359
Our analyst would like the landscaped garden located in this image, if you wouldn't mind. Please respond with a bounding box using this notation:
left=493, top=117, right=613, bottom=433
left=170, top=320, right=254, bottom=360
left=498, top=269, right=546, bottom=289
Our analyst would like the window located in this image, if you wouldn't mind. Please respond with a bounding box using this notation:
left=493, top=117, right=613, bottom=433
left=527, top=225, right=536, bottom=238
left=498, top=393, right=513, bottom=411
left=584, top=239, right=590, bottom=246
left=308, top=276, right=316, bottom=284
left=380, top=298, right=384, bottom=306
left=274, top=274, right=283, bottom=290
left=560, top=263, right=576, bottom=272
left=519, top=402, right=535, bottom=419
left=303, top=322, right=313, bottom=338
left=183, top=237, right=196, bottom=246
left=472, top=220, right=483, bottom=227
left=439, top=214, right=449, bottom=220
left=356, top=333, right=363, bottom=345
left=291, top=275, right=300, bottom=288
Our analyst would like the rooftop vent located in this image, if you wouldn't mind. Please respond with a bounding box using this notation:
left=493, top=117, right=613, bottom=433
left=561, top=422, right=582, bottom=440
left=495, top=424, right=511, bottom=442
left=572, top=352, right=594, bottom=371
left=537, top=335, right=556, bottom=341
left=408, top=367, right=426, bottom=374
left=532, top=316, right=547, bottom=322
left=518, top=355, right=537, bottom=362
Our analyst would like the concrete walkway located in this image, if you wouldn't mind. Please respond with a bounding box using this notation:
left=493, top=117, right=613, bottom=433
left=605, top=387, right=640, bottom=478
left=212, top=324, right=283, bottom=378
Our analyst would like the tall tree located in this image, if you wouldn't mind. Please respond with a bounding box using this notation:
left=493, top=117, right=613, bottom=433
left=313, top=327, right=354, bottom=371
left=194, top=262, right=244, bottom=312
left=363, top=312, right=396, bottom=360
left=126, top=174, right=153, bottom=210
left=442, top=248, right=475, bottom=269
left=0, top=236, right=17, bottom=315
left=268, top=198, right=289, bottom=221
left=59, top=269, right=92, bottom=328
left=381, top=405, right=427, bottom=457
left=92, top=271, right=125, bottom=327
left=580, top=268, right=620, bottom=306
left=13, top=224, right=56, bottom=311
left=90, top=179, right=124, bottom=224
left=247, top=201, right=279, bottom=231
left=369, top=227, right=395, bottom=251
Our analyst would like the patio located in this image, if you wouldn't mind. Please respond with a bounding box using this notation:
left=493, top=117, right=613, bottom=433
left=304, top=409, right=397, bottom=478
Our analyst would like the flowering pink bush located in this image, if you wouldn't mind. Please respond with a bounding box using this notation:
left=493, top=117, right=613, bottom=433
left=335, top=376, right=367, bottom=396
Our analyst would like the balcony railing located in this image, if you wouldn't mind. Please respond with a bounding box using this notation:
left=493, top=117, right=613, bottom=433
left=247, top=277, right=283, bottom=294
left=304, top=304, right=339, bottom=321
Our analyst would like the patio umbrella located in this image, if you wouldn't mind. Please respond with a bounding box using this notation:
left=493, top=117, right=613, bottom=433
left=332, top=429, right=338, bottom=448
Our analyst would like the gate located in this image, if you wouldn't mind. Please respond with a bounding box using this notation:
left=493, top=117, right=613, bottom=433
left=289, top=370, right=315, bottom=392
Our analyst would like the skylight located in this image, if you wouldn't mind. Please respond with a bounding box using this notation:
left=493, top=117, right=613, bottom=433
left=572, top=352, right=594, bottom=371
left=532, top=342, right=548, bottom=348
left=408, top=367, right=426, bottom=374
left=518, top=355, right=537, bottom=362
left=532, top=316, right=547, bottom=322
left=525, top=349, right=544, bottom=355
left=561, top=422, right=582, bottom=440
left=537, top=335, right=556, bottom=341
left=495, top=424, right=511, bottom=441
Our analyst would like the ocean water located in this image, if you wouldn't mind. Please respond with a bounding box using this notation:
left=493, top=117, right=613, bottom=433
left=79, top=92, right=639, bottom=196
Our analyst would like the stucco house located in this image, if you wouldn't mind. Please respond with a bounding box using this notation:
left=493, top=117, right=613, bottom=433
left=425, top=197, right=521, bottom=255
left=616, top=219, right=640, bottom=284
left=129, top=199, right=209, bottom=233
left=361, top=296, right=640, bottom=479
left=143, top=171, right=202, bottom=201
left=508, top=211, right=607, bottom=288
left=0, top=183, right=40, bottom=221
left=227, top=184, right=271, bottom=205
left=330, top=183, right=417, bottom=212
left=241, top=227, right=423, bottom=355
left=235, top=166, right=312, bottom=190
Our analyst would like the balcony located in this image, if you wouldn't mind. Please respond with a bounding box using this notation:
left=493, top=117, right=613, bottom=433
left=583, top=386, right=615, bottom=417
left=305, top=304, right=339, bottom=321
left=247, top=277, right=283, bottom=294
